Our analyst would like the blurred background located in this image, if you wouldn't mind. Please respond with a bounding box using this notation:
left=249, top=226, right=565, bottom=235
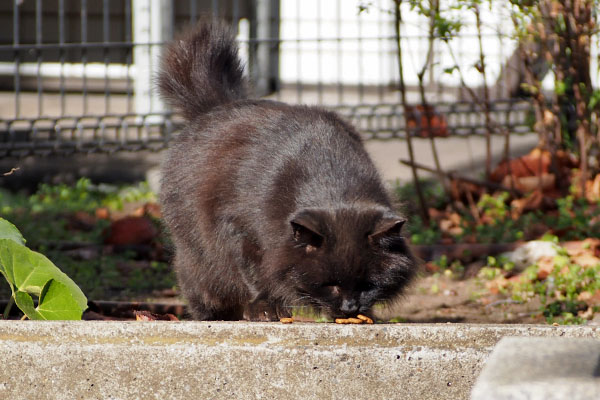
left=0, top=0, right=568, bottom=187
left=1, top=1, right=599, bottom=323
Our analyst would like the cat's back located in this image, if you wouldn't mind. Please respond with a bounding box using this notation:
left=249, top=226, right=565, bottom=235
left=165, top=99, right=371, bottom=179
left=161, top=99, right=388, bottom=229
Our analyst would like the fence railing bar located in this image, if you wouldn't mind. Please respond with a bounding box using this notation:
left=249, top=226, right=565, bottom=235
left=58, top=0, right=66, bottom=117
left=103, top=0, right=110, bottom=116
left=81, top=0, right=89, bottom=115
left=36, top=0, right=43, bottom=117
left=124, top=0, right=133, bottom=114
left=13, top=1, right=21, bottom=119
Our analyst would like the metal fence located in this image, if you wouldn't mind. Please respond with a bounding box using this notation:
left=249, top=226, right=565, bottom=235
left=0, top=0, right=538, bottom=157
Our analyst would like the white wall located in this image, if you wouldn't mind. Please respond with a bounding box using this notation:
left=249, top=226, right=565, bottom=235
left=277, top=1, right=600, bottom=95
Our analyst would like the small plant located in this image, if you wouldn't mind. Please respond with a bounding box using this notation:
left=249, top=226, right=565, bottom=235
left=548, top=195, right=600, bottom=240
left=0, top=218, right=88, bottom=320
left=395, top=178, right=447, bottom=211
left=28, top=178, right=156, bottom=214
left=478, top=240, right=600, bottom=325
left=0, top=179, right=174, bottom=301
left=407, top=215, right=442, bottom=245
left=477, top=192, right=510, bottom=222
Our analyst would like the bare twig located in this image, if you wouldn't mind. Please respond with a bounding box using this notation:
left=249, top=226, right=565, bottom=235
left=3, top=167, right=19, bottom=176
left=415, top=0, right=454, bottom=211
left=399, top=159, right=523, bottom=196
left=394, top=0, right=429, bottom=224
left=473, top=3, right=493, bottom=180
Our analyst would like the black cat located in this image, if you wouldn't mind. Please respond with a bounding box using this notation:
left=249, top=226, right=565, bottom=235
left=157, top=21, right=417, bottom=321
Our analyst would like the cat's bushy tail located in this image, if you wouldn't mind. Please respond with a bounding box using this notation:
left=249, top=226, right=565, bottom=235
left=157, top=21, right=247, bottom=120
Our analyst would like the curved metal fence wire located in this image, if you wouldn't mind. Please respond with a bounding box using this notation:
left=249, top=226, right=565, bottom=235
left=0, top=0, right=536, bottom=158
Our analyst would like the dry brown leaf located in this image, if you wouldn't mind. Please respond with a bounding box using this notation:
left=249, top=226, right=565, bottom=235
left=134, top=310, right=179, bottom=321
left=536, top=256, right=555, bottom=280
left=511, top=190, right=545, bottom=219
left=104, top=216, right=158, bottom=246
left=587, top=174, right=600, bottom=202
left=516, top=174, right=555, bottom=192
left=95, top=207, right=110, bottom=220
left=571, top=253, right=600, bottom=268
left=563, top=239, right=600, bottom=267
left=405, top=104, right=449, bottom=138
left=587, top=291, right=600, bottom=306
left=439, top=219, right=454, bottom=233
left=485, top=276, right=508, bottom=295
left=491, top=148, right=552, bottom=182
left=577, top=291, right=593, bottom=302
left=578, top=307, right=594, bottom=320
left=448, top=226, right=464, bottom=236
left=449, top=213, right=462, bottom=226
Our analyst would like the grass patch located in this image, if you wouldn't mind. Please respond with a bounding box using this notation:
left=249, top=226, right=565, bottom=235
left=0, top=178, right=175, bottom=302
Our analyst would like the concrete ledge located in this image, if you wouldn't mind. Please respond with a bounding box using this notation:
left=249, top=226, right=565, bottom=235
left=0, top=322, right=599, bottom=399
left=471, top=337, right=600, bottom=400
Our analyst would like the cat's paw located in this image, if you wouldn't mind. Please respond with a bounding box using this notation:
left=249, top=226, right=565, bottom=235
left=243, top=299, right=290, bottom=322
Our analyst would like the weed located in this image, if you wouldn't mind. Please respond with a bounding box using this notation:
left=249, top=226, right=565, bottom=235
left=0, top=178, right=173, bottom=302
left=478, top=242, right=600, bottom=325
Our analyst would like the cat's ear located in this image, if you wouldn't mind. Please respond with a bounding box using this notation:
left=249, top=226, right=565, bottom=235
left=368, top=218, right=405, bottom=244
left=290, top=211, right=324, bottom=251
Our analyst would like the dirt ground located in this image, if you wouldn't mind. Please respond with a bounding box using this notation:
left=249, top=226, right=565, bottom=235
left=377, top=274, right=546, bottom=324
left=133, top=273, right=546, bottom=324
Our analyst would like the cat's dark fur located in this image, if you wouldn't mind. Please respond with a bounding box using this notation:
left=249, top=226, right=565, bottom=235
left=157, top=21, right=417, bottom=321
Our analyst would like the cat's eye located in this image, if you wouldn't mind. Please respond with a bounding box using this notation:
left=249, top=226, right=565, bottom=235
left=322, top=284, right=340, bottom=296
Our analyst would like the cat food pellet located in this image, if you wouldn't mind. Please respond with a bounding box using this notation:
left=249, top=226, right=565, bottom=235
left=335, top=317, right=364, bottom=324
left=280, top=317, right=293, bottom=324
left=357, top=314, right=374, bottom=324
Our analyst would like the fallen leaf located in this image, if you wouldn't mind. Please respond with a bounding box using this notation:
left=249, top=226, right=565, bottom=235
left=571, top=253, right=600, bottom=268
left=485, top=276, right=508, bottom=294
left=510, top=190, right=555, bottom=219
left=134, top=310, right=179, bottom=321
left=586, top=174, right=600, bottom=202
left=440, top=219, right=454, bottom=233
left=104, top=216, right=158, bottom=246
left=95, top=207, right=110, bottom=220
left=578, top=307, right=594, bottom=320
left=536, top=256, right=555, bottom=280
left=577, top=291, right=592, bottom=302
left=405, top=104, right=449, bottom=138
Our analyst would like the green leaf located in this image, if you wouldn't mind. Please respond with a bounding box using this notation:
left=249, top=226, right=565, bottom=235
left=555, top=80, right=566, bottom=96
left=443, top=65, right=458, bottom=74
left=14, top=291, right=43, bottom=320
left=35, top=279, right=84, bottom=320
left=0, top=217, right=25, bottom=245
left=588, top=90, right=600, bottom=110
left=0, top=239, right=87, bottom=314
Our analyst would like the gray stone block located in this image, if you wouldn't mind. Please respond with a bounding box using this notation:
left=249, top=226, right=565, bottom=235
left=1, top=322, right=599, bottom=399
left=471, top=337, right=600, bottom=400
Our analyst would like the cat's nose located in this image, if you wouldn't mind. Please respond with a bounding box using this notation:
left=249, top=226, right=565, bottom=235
left=340, top=298, right=359, bottom=315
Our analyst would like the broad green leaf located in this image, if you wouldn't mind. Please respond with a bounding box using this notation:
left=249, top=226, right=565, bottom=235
left=35, top=279, right=83, bottom=320
left=0, top=218, right=25, bottom=245
left=14, top=290, right=43, bottom=320
left=0, top=239, right=87, bottom=312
